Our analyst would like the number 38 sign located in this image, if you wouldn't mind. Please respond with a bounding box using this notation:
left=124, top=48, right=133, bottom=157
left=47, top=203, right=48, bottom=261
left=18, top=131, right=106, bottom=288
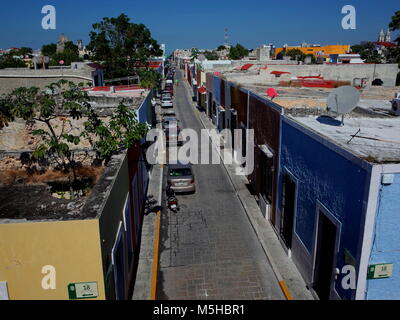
left=68, top=282, right=98, bottom=300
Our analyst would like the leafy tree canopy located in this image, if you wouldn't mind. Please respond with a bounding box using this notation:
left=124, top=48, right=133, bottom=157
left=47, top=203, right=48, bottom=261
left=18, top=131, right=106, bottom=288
left=50, top=41, right=81, bottom=66
left=190, top=48, right=199, bottom=59
left=351, top=42, right=382, bottom=63
left=204, top=50, right=219, bottom=60
left=10, top=47, right=33, bottom=57
left=41, top=42, right=81, bottom=66
left=137, top=68, right=161, bottom=89
left=3, top=80, right=92, bottom=170
left=217, top=45, right=226, bottom=51
left=228, top=44, right=249, bottom=60
left=285, top=48, right=306, bottom=61
left=0, top=54, right=27, bottom=69
left=41, top=43, right=57, bottom=57
left=389, top=10, right=400, bottom=44
left=87, top=14, right=162, bottom=79
left=2, top=80, right=149, bottom=169
left=0, top=96, right=14, bottom=129
left=389, top=10, right=400, bottom=31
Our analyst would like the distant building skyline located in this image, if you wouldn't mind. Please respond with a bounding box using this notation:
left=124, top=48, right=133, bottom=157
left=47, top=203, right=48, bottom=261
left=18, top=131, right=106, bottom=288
left=0, top=0, right=398, bottom=53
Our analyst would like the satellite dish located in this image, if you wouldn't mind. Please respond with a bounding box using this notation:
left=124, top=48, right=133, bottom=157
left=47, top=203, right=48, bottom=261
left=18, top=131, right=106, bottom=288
left=326, top=86, right=360, bottom=125
left=327, top=86, right=360, bottom=114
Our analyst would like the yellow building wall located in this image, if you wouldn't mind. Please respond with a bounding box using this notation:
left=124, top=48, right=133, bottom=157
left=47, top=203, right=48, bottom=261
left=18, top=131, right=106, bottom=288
left=0, top=219, right=105, bottom=300
left=275, top=45, right=350, bottom=57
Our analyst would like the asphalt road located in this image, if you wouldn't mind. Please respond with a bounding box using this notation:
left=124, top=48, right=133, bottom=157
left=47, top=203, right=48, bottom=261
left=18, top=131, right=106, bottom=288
left=156, top=70, right=285, bottom=300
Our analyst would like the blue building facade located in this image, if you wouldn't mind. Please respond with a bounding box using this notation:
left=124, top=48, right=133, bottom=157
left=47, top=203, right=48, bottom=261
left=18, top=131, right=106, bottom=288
left=278, top=117, right=373, bottom=300
left=366, top=173, right=400, bottom=300
left=202, top=72, right=400, bottom=300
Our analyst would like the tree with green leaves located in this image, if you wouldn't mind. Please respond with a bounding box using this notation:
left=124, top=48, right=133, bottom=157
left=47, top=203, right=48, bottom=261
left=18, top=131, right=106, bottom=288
left=87, top=14, right=162, bottom=79
left=0, top=53, right=27, bottom=69
left=351, top=42, right=382, bottom=63
left=389, top=10, right=400, bottom=85
left=389, top=10, right=400, bottom=44
left=11, top=47, right=33, bottom=57
left=285, top=48, right=306, bottom=61
left=190, top=48, right=199, bottom=59
left=41, top=43, right=57, bottom=57
left=83, top=103, right=149, bottom=162
left=4, top=80, right=94, bottom=171
left=54, top=42, right=80, bottom=66
left=137, top=68, right=161, bottom=89
left=204, top=50, right=219, bottom=60
left=0, top=96, right=13, bottom=129
left=228, top=44, right=249, bottom=60
left=40, top=42, right=81, bottom=66
left=304, top=53, right=316, bottom=64
left=216, top=45, right=226, bottom=51
left=3, top=80, right=149, bottom=170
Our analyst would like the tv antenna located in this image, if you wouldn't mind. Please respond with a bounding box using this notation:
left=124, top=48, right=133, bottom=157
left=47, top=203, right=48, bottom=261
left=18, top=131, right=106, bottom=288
left=326, top=86, right=360, bottom=126
left=224, top=28, right=229, bottom=46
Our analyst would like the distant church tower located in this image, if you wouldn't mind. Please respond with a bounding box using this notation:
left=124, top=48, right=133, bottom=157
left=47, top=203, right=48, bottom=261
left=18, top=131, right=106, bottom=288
left=378, top=29, right=385, bottom=42
left=57, top=34, right=69, bottom=53
left=385, top=29, right=391, bottom=42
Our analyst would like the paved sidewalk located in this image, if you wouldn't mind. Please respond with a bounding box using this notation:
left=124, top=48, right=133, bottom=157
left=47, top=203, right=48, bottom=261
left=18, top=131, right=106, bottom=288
left=131, top=103, right=164, bottom=300
left=131, top=164, right=163, bottom=300
left=182, top=80, right=314, bottom=300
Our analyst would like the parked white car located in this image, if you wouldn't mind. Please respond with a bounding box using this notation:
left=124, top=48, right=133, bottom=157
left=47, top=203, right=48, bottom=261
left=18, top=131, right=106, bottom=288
left=161, top=96, right=173, bottom=108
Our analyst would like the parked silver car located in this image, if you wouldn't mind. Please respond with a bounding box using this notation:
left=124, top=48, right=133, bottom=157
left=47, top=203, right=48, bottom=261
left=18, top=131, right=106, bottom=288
left=161, top=96, right=173, bottom=108
left=167, top=163, right=196, bottom=193
left=162, top=116, right=180, bottom=130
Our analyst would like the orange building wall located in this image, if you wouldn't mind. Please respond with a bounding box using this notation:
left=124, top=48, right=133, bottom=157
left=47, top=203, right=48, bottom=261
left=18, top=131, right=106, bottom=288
left=275, top=45, right=350, bottom=57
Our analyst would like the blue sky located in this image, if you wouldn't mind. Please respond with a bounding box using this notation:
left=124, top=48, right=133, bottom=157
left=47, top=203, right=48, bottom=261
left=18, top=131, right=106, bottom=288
left=0, top=0, right=398, bottom=53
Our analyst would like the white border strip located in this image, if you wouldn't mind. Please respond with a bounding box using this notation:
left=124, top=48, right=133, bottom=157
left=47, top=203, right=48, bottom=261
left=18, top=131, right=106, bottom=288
left=355, top=164, right=382, bottom=300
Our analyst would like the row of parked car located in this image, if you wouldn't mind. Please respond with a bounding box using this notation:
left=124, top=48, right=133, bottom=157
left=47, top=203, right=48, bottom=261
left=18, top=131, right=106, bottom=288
left=161, top=81, right=174, bottom=108
left=161, top=111, right=196, bottom=193
left=161, top=111, right=196, bottom=194
left=160, top=62, right=196, bottom=194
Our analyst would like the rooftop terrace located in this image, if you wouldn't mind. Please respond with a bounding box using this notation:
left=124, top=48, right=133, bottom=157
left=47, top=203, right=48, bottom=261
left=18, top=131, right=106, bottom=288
left=290, top=115, right=400, bottom=163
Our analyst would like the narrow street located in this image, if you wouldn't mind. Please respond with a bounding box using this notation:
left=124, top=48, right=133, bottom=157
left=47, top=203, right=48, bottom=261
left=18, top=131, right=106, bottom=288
left=156, top=70, right=285, bottom=300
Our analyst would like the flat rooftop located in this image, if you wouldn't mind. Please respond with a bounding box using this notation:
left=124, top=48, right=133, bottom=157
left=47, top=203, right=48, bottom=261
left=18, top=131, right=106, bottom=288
left=0, top=152, right=124, bottom=222
left=288, top=115, right=400, bottom=163
left=224, top=74, right=400, bottom=163
left=241, top=84, right=396, bottom=110
left=85, top=85, right=149, bottom=98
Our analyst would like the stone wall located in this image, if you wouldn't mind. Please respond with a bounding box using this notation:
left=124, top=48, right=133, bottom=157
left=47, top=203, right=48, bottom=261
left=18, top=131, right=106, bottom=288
left=226, top=63, right=399, bottom=87
left=0, top=68, right=94, bottom=94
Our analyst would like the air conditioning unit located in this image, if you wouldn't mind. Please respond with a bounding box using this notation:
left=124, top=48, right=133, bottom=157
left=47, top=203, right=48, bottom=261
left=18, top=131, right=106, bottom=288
left=391, top=95, right=400, bottom=116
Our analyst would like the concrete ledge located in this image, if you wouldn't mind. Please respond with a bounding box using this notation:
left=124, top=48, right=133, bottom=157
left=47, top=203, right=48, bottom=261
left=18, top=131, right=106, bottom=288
left=132, top=164, right=163, bottom=300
